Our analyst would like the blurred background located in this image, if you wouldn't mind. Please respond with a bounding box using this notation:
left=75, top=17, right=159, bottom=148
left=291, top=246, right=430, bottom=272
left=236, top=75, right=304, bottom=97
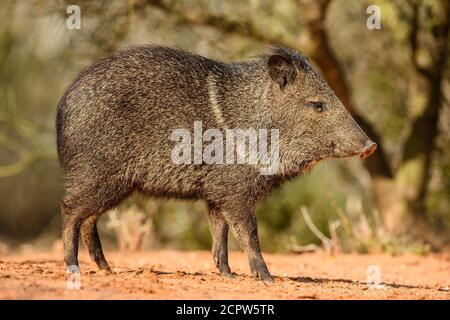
left=0, top=0, right=449, bottom=255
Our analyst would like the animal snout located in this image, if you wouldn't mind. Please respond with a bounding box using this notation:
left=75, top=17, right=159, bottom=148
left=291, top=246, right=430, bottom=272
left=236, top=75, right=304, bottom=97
left=359, top=140, right=377, bottom=159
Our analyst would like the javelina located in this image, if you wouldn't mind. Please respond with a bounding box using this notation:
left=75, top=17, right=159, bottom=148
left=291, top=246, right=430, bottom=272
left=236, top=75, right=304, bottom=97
left=56, top=45, right=376, bottom=281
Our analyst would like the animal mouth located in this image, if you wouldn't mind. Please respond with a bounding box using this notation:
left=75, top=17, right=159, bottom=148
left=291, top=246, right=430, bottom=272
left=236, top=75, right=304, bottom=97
left=281, top=159, right=322, bottom=177
left=282, top=141, right=376, bottom=177
left=304, top=160, right=318, bottom=169
left=334, top=141, right=377, bottom=160
left=359, top=141, right=377, bottom=159
left=302, top=157, right=326, bottom=171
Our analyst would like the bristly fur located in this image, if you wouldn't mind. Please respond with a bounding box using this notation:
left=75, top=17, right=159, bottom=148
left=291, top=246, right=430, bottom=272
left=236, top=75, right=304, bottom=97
left=57, top=44, right=371, bottom=280
left=264, top=46, right=311, bottom=71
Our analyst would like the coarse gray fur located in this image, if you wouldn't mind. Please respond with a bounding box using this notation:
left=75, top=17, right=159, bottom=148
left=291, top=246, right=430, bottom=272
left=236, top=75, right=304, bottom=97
left=56, top=45, right=375, bottom=281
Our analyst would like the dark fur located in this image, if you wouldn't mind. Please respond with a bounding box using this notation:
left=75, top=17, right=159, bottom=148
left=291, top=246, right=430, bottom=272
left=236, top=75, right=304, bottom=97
left=57, top=45, right=372, bottom=281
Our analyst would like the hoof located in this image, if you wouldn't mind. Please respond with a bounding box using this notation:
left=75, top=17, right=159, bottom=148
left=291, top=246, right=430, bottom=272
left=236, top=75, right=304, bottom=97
left=221, top=271, right=237, bottom=279
left=99, top=266, right=113, bottom=275
left=250, top=259, right=273, bottom=282
left=260, top=274, right=274, bottom=283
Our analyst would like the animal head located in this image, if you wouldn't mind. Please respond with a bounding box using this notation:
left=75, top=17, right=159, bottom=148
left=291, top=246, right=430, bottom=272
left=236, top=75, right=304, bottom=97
left=265, top=47, right=376, bottom=175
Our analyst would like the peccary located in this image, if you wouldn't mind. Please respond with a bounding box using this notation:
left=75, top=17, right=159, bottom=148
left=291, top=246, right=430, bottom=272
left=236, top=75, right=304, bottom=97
left=56, top=45, right=376, bottom=281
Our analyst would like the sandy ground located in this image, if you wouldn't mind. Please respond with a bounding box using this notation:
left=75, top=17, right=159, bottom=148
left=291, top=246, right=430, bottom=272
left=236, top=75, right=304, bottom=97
left=0, top=249, right=449, bottom=299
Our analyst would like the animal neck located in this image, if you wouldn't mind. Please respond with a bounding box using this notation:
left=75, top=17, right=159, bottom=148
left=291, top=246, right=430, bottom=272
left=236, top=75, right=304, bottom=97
left=210, top=60, right=271, bottom=131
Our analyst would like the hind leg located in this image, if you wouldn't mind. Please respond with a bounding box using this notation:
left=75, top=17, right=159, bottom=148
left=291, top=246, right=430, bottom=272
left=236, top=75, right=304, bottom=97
left=62, top=205, right=84, bottom=272
left=81, top=214, right=111, bottom=271
left=61, top=175, right=132, bottom=273
left=208, top=206, right=233, bottom=277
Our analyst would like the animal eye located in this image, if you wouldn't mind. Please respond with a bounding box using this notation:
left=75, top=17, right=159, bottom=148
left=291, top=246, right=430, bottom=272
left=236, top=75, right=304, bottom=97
left=308, top=101, right=326, bottom=112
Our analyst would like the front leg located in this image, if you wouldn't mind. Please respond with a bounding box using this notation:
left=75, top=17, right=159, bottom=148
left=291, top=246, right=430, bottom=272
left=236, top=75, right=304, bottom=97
left=208, top=206, right=233, bottom=277
left=221, top=203, right=273, bottom=282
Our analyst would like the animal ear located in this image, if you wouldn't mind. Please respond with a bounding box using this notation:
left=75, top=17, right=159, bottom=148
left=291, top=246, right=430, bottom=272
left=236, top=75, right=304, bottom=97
left=268, top=54, right=296, bottom=91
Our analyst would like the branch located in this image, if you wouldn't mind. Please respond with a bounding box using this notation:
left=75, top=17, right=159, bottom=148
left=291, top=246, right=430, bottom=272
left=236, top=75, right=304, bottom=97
left=301, top=207, right=332, bottom=249
left=408, top=0, right=433, bottom=79
left=0, top=121, right=57, bottom=178
left=402, top=0, right=450, bottom=202
left=0, top=153, right=38, bottom=178
left=141, top=0, right=296, bottom=47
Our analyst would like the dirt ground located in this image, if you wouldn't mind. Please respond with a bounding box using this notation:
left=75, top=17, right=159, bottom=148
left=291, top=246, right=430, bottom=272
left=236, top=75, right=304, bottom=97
left=0, top=249, right=449, bottom=299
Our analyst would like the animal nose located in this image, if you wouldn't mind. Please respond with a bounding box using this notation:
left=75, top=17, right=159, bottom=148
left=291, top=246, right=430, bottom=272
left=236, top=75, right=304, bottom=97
left=359, top=140, right=377, bottom=159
